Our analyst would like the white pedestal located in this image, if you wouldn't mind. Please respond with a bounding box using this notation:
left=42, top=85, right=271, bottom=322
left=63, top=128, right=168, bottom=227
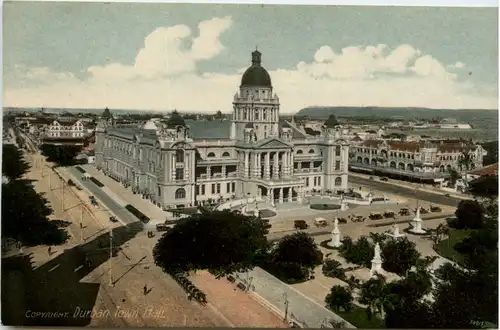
left=330, top=231, right=342, bottom=248
left=370, top=259, right=383, bottom=277
left=409, top=217, right=426, bottom=234
left=340, top=202, right=349, bottom=211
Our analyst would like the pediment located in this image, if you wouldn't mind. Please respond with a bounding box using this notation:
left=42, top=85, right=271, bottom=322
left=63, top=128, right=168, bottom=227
left=256, top=138, right=293, bottom=149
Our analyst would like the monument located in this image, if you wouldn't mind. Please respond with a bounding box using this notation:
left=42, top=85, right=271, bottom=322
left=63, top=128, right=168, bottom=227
left=386, top=223, right=405, bottom=238
left=340, top=200, right=349, bottom=211
left=370, top=243, right=384, bottom=277
left=409, top=207, right=426, bottom=234
left=329, top=218, right=342, bottom=248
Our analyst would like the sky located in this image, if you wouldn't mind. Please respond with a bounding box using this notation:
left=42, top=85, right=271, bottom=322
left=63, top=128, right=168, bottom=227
left=2, top=3, right=498, bottom=113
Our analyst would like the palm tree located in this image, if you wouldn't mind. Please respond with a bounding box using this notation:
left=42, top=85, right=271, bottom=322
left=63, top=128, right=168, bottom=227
left=447, top=168, right=460, bottom=187
left=359, top=274, right=395, bottom=320
left=458, top=150, right=474, bottom=172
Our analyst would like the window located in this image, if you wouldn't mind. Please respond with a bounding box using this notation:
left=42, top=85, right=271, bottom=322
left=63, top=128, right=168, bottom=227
left=176, top=168, right=184, bottom=180
left=306, top=177, right=310, bottom=186
left=227, top=182, right=231, bottom=193
left=175, top=188, right=186, bottom=199
left=318, top=176, right=321, bottom=186
left=255, top=110, right=259, bottom=120
left=335, top=177, right=342, bottom=186
left=308, top=149, right=315, bottom=154
left=335, top=161, right=340, bottom=170
left=335, top=146, right=341, bottom=156
left=176, top=150, right=184, bottom=163
left=157, top=186, right=161, bottom=197
left=216, top=184, right=221, bottom=194
left=231, top=182, right=235, bottom=192
left=201, top=184, right=206, bottom=195
left=296, top=149, right=303, bottom=154
left=195, top=185, right=200, bottom=196
left=222, top=152, right=230, bottom=157
left=207, top=152, right=216, bottom=157
left=212, top=184, right=216, bottom=194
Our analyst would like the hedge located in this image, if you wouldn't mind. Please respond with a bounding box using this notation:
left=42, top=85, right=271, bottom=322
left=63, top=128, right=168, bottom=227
left=89, top=177, right=104, bottom=188
left=125, top=204, right=150, bottom=223
left=310, top=203, right=341, bottom=211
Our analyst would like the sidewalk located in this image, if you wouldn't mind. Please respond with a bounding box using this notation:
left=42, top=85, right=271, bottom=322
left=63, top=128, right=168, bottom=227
left=82, top=165, right=172, bottom=222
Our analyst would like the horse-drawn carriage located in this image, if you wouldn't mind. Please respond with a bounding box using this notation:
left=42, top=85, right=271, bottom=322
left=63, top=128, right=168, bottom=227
left=399, top=208, right=411, bottom=216
left=383, top=210, right=396, bottom=218
left=314, top=217, right=328, bottom=227
left=430, top=205, right=442, bottom=212
left=294, top=220, right=309, bottom=230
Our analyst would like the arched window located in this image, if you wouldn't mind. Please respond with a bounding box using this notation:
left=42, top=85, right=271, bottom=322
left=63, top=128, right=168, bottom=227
left=308, top=149, right=315, bottom=154
left=222, top=152, right=230, bottom=157
left=176, top=149, right=184, bottom=163
left=207, top=152, right=216, bottom=157
left=296, top=149, right=303, bottom=154
left=175, top=188, right=186, bottom=199
left=335, top=177, right=342, bottom=186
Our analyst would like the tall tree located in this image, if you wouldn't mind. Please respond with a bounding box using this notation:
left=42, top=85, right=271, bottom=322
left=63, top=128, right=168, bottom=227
left=359, top=274, right=395, bottom=320
left=324, top=114, right=340, bottom=128
left=467, top=175, right=498, bottom=199
left=153, top=210, right=269, bottom=277
left=453, top=199, right=485, bottom=229
left=381, top=237, right=421, bottom=276
left=40, top=144, right=83, bottom=167
left=2, top=144, right=30, bottom=181
left=325, top=285, right=352, bottom=312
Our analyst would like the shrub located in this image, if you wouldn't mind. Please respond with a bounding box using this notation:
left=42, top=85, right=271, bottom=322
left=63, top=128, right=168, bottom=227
left=339, top=236, right=373, bottom=267
left=325, top=285, right=352, bottom=312
left=322, top=259, right=346, bottom=280
left=75, top=166, right=86, bottom=173
left=310, top=204, right=341, bottom=210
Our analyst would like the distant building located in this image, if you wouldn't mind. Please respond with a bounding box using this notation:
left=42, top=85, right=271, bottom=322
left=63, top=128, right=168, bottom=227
left=94, top=50, right=350, bottom=209
left=46, top=119, right=86, bottom=138
left=350, top=139, right=487, bottom=181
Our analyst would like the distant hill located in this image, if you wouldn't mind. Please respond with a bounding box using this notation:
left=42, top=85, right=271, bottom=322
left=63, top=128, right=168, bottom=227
left=296, top=106, right=498, bottom=120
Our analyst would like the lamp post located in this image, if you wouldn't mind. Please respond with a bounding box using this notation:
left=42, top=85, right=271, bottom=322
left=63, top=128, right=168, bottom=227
left=282, top=292, right=289, bottom=322
left=109, top=229, right=114, bottom=286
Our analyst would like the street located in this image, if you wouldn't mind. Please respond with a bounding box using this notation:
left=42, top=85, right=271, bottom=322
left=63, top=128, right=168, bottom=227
left=348, top=176, right=463, bottom=207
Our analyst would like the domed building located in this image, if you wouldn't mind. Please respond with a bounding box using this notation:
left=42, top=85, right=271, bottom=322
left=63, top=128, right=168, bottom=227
left=94, top=50, right=350, bottom=210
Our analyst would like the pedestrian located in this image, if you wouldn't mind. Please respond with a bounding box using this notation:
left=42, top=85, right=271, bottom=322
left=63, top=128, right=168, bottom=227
left=48, top=246, right=52, bottom=255
left=187, top=293, right=192, bottom=301
left=143, top=285, right=147, bottom=295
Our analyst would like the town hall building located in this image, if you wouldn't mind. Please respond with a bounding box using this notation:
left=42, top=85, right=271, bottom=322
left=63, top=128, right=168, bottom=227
left=94, top=50, right=350, bottom=209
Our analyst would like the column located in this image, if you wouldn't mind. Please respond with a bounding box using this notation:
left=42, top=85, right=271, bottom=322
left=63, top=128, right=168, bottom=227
left=287, top=187, right=293, bottom=202
left=244, top=151, right=249, bottom=178
left=265, top=152, right=271, bottom=179
left=222, top=165, right=226, bottom=178
left=273, top=152, right=279, bottom=178
left=297, top=186, right=303, bottom=203
left=289, top=153, right=294, bottom=176
left=253, top=153, right=259, bottom=178
left=257, top=153, right=262, bottom=178
left=269, top=188, right=274, bottom=204
left=281, top=152, right=288, bottom=177
left=207, top=166, right=212, bottom=178
left=171, top=154, right=176, bottom=180
left=279, top=188, right=284, bottom=203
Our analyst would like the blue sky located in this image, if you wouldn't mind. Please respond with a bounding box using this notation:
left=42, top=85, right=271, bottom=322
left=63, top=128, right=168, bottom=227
left=3, top=3, right=498, bottom=112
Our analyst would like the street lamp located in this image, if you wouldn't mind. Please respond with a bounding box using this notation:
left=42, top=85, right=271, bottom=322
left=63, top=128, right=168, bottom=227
left=282, top=292, right=289, bottom=321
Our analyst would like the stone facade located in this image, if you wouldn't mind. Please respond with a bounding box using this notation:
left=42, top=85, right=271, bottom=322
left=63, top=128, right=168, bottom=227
left=350, top=139, right=486, bottom=179
left=94, top=51, right=349, bottom=209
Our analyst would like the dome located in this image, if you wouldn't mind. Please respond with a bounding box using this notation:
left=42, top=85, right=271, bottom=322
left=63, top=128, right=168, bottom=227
left=240, top=50, right=272, bottom=87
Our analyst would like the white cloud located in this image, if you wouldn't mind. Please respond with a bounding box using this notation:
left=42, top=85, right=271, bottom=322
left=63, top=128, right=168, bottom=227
left=3, top=17, right=497, bottom=112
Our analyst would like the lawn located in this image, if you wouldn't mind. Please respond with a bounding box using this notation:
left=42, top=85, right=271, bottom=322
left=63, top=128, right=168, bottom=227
left=434, top=229, right=474, bottom=266
left=337, top=305, right=386, bottom=329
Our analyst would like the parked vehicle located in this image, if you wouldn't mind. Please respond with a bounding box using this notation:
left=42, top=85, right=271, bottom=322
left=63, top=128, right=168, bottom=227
left=383, top=210, right=395, bottom=218
left=314, top=217, right=328, bottom=227
left=156, top=223, right=171, bottom=232
left=430, top=205, right=442, bottom=212
left=369, top=212, right=384, bottom=220
left=338, top=217, right=348, bottom=224
left=399, top=208, right=411, bottom=216
left=109, top=216, right=118, bottom=223
left=294, top=220, right=308, bottom=230
left=380, top=177, right=389, bottom=182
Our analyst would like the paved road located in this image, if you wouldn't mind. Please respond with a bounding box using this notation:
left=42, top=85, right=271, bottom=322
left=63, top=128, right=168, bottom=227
left=66, top=167, right=137, bottom=225
left=348, top=176, right=462, bottom=207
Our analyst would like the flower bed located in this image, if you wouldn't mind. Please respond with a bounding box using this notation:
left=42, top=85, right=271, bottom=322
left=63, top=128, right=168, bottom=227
left=310, top=204, right=341, bottom=211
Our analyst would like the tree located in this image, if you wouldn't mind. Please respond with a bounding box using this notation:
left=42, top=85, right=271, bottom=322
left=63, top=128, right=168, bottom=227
left=447, top=168, right=460, bottom=187
left=153, top=210, right=269, bottom=277
left=481, top=141, right=498, bottom=166
left=458, top=150, right=475, bottom=172
left=468, top=175, right=498, bottom=199
left=40, top=144, right=83, bottom=167
left=453, top=200, right=485, bottom=229
left=325, top=285, right=352, bottom=312
left=2, top=180, right=68, bottom=245
left=431, top=223, right=449, bottom=246
left=359, top=274, right=394, bottom=320
left=324, top=114, right=339, bottom=128
left=271, top=232, right=323, bottom=269
left=322, top=259, right=345, bottom=279
left=381, top=237, right=421, bottom=276
left=2, top=144, right=30, bottom=181
left=339, top=236, right=373, bottom=267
